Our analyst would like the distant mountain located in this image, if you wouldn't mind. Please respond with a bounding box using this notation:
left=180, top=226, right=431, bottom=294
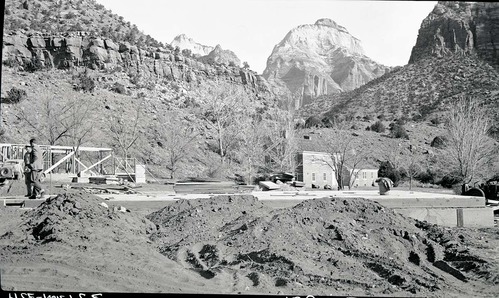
left=301, top=2, right=499, bottom=129
left=301, top=55, right=499, bottom=122
left=170, top=34, right=214, bottom=57
left=263, top=18, right=390, bottom=109
left=1, top=0, right=266, bottom=92
left=200, top=44, right=241, bottom=67
left=409, top=1, right=499, bottom=69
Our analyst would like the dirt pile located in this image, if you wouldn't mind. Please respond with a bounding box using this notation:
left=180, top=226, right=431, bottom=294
left=1, top=191, right=156, bottom=246
left=148, top=195, right=499, bottom=296
left=147, top=195, right=273, bottom=258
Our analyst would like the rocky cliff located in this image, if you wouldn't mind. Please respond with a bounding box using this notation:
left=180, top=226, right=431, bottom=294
left=2, top=32, right=265, bottom=92
left=170, top=34, right=214, bottom=57
left=263, top=18, right=390, bottom=109
left=409, top=1, right=499, bottom=68
left=200, top=44, right=241, bottom=67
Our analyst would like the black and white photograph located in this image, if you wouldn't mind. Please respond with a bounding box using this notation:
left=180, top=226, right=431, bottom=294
left=0, top=0, right=498, bottom=296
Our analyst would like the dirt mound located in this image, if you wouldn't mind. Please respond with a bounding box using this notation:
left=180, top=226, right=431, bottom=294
left=148, top=196, right=499, bottom=296
left=147, top=195, right=272, bottom=258
left=1, top=191, right=156, bottom=245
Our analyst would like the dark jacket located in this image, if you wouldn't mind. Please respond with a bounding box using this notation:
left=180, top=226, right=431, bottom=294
left=30, top=144, right=44, bottom=171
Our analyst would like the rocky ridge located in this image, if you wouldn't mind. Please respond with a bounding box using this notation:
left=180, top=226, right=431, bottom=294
left=170, top=34, right=215, bottom=57
left=409, top=1, right=499, bottom=69
left=301, top=55, right=499, bottom=124
left=2, top=0, right=268, bottom=94
left=200, top=44, right=242, bottom=67
left=263, top=18, right=390, bottom=109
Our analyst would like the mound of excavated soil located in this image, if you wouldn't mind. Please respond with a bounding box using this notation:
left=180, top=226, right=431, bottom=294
left=147, top=194, right=273, bottom=258
left=1, top=192, right=156, bottom=246
left=0, top=192, right=231, bottom=293
left=147, top=195, right=499, bottom=297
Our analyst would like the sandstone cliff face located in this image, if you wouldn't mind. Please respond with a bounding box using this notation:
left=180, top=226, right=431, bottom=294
left=170, top=34, right=214, bottom=57
left=263, top=19, right=390, bottom=109
left=409, top=1, right=499, bottom=68
left=2, top=32, right=265, bottom=92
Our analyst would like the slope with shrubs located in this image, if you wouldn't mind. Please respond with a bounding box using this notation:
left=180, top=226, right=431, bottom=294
left=4, top=0, right=164, bottom=48
left=301, top=55, right=499, bottom=126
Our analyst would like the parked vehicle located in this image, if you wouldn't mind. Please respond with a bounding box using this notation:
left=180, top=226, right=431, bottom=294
left=0, top=159, right=24, bottom=180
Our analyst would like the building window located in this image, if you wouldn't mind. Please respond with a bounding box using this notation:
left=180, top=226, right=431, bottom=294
left=371, top=172, right=374, bottom=179
left=362, top=172, right=366, bottom=179
left=312, top=173, right=316, bottom=181
left=323, top=173, right=327, bottom=181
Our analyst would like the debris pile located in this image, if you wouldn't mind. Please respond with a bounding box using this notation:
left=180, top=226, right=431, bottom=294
left=147, top=195, right=499, bottom=296
left=147, top=195, right=273, bottom=258
left=1, top=192, right=156, bottom=245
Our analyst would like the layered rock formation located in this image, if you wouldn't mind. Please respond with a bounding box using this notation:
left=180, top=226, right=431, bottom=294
left=200, top=44, right=241, bottom=67
left=2, top=32, right=264, bottom=92
left=170, top=34, right=214, bottom=57
left=263, top=18, right=390, bottom=109
left=409, top=1, right=499, bottom=68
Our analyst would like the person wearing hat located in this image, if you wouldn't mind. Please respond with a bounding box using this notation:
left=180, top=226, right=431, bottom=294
left=23, top=145, right=33, bottom=197
left=28, top=138, right=46, bottom=199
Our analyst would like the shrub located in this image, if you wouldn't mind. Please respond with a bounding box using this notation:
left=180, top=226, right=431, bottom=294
left=378, top=161, right=402, bottom=187
left=390, top=123, right=409, bottom=139
left=394, top=117, right=406, bottom=126
left=2, top=58, right=20, bottom=68
left=430, top=136, right=447, bottom=148
left=430, top=117, right=442, bottom=126
left=363, top=115, right=374, bottom=121
left=418, top=169, right=438, bottom=184
left=305, top=116, right=323, bottom=128
left=4, top=87, right=27, bottom=104
left=439, top=174, right=462, bottom=188
left=24, top=59, right=45, bottom=72
left=65, top=12, right=76, bottom=19
left=74, top=72, right=96, bottom=93
left=111, top=82, right=127, bottom=94
left=370, top=120, right=386, bottom=133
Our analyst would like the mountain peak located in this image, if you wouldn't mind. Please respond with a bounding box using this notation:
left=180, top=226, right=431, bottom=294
left=263, top=20, right=389, bottom=109
left=170, top=34, right=214, bottom=57
left=409, top=2, right=499, bottom=68
left=314, top=18, right=347, bottom=32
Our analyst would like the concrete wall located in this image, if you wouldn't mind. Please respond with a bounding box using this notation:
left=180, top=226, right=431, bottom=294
left=394, top=207, right=494, bottom=227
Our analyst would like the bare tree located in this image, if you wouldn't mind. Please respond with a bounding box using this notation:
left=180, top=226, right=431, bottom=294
left=15, top=90, right=75, bottom=145
left=318, top=129, right=373, bottom=190
left=156, top=112, right=199, bottom=179
left=262, top=108, right=298, bottom=174
left=194, top=81, right=249, bottom=165
left=443, top=96, right=498, bottom=184
left=107, top=101, right=143, bottom=170
left=236, top=116, right=266, bottom=184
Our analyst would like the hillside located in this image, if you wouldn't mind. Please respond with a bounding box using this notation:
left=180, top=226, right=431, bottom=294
left=1, top=0, right=282, bottom=181
left=3, top=0, right=164, bottom=48
left=301, top=55, right=499, bottom=126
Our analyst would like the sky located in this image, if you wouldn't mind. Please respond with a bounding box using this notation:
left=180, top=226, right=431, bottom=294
left=96, top=0, right=438, bottom=74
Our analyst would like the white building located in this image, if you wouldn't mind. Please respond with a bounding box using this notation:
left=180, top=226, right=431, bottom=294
left=295, top=151, right=378, bottom=189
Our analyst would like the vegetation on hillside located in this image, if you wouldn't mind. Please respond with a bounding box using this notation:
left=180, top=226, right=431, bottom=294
left=301, top=55, right=499, bottom=129
left=4, top=0, right=165, bottom=48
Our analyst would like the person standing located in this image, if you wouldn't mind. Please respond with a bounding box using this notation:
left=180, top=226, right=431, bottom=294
left=23, top=145, right=33, bottom=197
left=29, top=138, right=46, bottom=199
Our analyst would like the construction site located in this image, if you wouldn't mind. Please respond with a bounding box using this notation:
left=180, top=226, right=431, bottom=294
left=0, top=143, right=498, bottom=297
